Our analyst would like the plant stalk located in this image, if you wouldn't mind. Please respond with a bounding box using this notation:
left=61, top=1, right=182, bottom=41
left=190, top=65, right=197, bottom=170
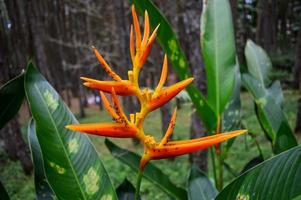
left=135, top=169, right=143, bottom=200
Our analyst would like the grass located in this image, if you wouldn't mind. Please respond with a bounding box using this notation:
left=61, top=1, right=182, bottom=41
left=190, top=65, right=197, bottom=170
left=0, top=90, right=300, bottom=199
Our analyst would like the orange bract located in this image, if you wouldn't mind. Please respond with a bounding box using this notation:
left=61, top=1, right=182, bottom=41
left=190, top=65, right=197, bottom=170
left=65, top=5, right=247, bottom=171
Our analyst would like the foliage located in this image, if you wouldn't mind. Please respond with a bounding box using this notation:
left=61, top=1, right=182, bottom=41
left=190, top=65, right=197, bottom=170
left=25, top=63, right=117, bottom=199
left=0, top=73, right=25, bottom=129
left=0, top=0, right=300, bottom=199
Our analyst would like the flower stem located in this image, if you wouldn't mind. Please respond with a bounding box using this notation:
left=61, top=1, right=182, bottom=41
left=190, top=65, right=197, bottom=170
left=210, top=147, right=218, bottom=188
left=135, top=169, right=143, bottom=200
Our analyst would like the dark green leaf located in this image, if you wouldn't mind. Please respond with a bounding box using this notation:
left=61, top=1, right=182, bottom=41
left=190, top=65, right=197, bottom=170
left=116, top=179, right=139, bottom=200
left=216, top=145, right=301, bottom=200
left=240, top=155, right=264, bottom=174
left=0, top=73, right=24, bottom=129
left=130, top=0, right=216, bottom=131
left=242, top=74, right=297, bottom=153
left=187, top=165, right=217, bottom=200
left=105, top=139, right=187, bottom=200
left=28, top=119, right=55, bottom=200
left=0, top=180, right=10, bottom=200
left=201, top=0, right=237, bottom=115
left=24, top=63, right=117, bottom=200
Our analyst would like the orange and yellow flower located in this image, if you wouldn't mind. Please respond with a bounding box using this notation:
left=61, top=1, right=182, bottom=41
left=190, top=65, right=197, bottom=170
left=66, top=5, right=247, bottom=171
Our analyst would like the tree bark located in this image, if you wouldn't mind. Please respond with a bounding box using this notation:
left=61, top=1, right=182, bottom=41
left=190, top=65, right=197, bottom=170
left=256, top=0, right=277, bottom=53
left=0, top=0, right=33, bottom=175
left=177, top=0, right=208, bottom=171
left=295, top=26, right=301, bottom=134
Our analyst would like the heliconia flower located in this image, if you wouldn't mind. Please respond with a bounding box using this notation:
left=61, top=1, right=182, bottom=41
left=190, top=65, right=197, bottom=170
left=66, top=5, right=248, bottom=179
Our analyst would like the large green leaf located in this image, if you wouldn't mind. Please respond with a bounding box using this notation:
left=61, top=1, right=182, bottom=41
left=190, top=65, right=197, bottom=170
left=0, top=73, right=24, bottom=129
left=187, top=165, right=217, bottom=200
left=216, top=145, right=301, bottom=200
left=245, top=40, right=272, bottom=85
left=130, top=0, right=216, bottom=131
left=28, top=119, right=55, bottom=200
left=105, top=139, right=187, bottom=200
left=24, top=63, right=117, bottom=200
left=201, top=0, right=237, bottom=115
left=242, top=74, right=297, bottom=154
left=0, top=180, right=9, bottom=200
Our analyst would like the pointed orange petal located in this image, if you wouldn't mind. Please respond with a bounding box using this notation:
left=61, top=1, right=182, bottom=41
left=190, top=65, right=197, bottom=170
left=141, top=10, right=150, bottom=48
left=131, top=5, right=141, bottom=49
left=65, top=123, right=137, bottom=138
left=111, top=88, right=128, bottom=124
left=159, top=107, right=177, bottom=146
left=148, top=78, right=194, bottom=111
left=81, top=77, right=136, bottom=96
left=92, top=47, right=122, bottom=81
left=154, top=54, right=168, bottom=94
left=130, top=25, right=135, bottom=62
left=148, top=24, right=160, bottom=45
left=100, top=91, right=120, bottom=121
left=138, top=24, right=159, bottom=67
left=149, top=130, right=247, bottom=159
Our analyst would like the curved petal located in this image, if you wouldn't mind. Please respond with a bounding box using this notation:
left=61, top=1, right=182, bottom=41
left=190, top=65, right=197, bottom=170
left=65, top=123, right=138, bottom=138
left=148, top=78, right=194, bottom=111
left=81, top=77, right=136, bottom=96
left=149, top=130, right=247, bottom=159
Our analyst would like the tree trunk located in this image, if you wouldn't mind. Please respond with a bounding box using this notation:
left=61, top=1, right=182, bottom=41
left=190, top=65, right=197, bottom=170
left=177, top=0, right=208, bottom=171
left=0, top=0, right=33, bottom=175
left=294, top=27, right=301, bottom=90
left=295, top=26, right=301, bottom=134
left=0, top=117, right=33, bottom=175
left=256, top=0, right=277, bottom=53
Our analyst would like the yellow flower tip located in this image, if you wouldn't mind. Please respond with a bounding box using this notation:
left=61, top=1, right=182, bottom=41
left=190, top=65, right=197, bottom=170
left=65, top=124, right=75, bottom=131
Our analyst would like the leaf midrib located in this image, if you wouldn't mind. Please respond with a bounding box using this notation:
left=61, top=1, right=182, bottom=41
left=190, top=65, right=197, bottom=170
left=33, top=84, right=87, bottom=200
left=213, top=0, right=220, bottom=114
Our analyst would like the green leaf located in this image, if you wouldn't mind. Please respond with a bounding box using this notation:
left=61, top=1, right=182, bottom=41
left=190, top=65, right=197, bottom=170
left=0, top=180, right=10, bottom=200
left=201, top=0, right=237, bottom=115
left=0, top=73, right=24, bottom=129
left=223, top=65, right=241, bottom=151
left=130, top=0, right=216, bottom=131
left=245, top=40, right=272, bottom=85
left=267, top=81, right=283, bottom=106
left=105, top=139, right=187, bottom=200
left=242, top=74, right=297, bottom=154
left=216, top=145, right=301, bottom=200
left=24, top=62, right=117, bottom=200
left=187, top=165, right=217, bottom=200
left=116, top=179, right=139, bottom=200
left=28, top=119, right=55, bottom=200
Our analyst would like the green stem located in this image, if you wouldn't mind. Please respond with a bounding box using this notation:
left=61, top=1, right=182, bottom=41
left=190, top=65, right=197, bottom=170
left=135, top=169, right=143, bottom=200
left=210, top=147, right=218, bottom=188
left=216, top=148, right=223, bottom=191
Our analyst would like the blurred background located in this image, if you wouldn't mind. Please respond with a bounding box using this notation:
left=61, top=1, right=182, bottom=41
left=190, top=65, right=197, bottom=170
left=1, top=0, right=301, bottom=199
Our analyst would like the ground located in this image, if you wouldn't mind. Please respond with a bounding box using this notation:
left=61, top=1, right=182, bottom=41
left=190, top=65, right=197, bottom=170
left=0, top=90, right=300, bottom=199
